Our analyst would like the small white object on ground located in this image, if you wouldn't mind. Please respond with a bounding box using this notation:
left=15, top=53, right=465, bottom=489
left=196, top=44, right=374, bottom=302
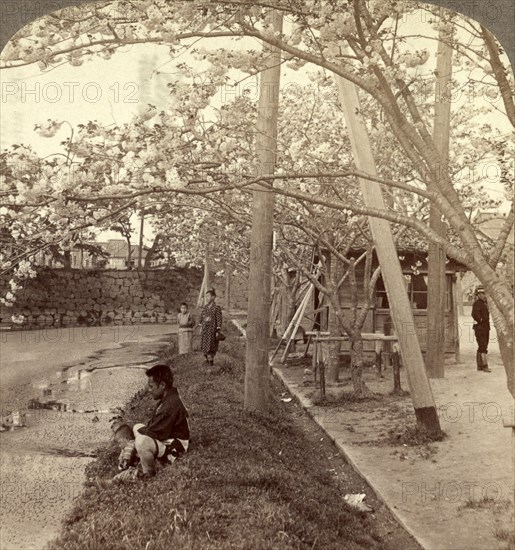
left=280, top=397, right=292, bottom=403
left=344, top=493, right=374, bottom=512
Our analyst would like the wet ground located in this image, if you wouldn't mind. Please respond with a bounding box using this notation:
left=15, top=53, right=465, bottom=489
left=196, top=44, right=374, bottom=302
left=0, top=324, right=177, bottom=550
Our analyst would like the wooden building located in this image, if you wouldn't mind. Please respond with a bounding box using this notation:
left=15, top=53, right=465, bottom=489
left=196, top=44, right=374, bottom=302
left=279, top=248, right=467, bottom=362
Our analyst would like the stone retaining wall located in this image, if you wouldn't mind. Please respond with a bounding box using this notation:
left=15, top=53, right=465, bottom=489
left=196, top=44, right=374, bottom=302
left=0, top=267, right=249, bottom=330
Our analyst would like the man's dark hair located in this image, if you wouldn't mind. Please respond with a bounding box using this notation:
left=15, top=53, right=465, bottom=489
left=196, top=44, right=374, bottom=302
left=180, top=302, right=188, bottom=307
left=146, top=364, right=174, bottom=387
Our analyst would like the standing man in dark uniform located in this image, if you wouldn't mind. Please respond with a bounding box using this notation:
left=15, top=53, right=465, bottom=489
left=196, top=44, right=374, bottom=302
left=472, top=285, right=491, bottom=372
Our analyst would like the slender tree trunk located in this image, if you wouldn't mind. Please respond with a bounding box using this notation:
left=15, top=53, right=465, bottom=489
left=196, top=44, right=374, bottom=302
left=138, top=211, right=144, bottom=269
left=427, top=19, right=452, bottom=378
left=327, top=302, right=341, bottom=383
left=143, top=233, right=162, bottom=269
left=456, top=272, right=464, bottom=315
left=225, top=263, right=231, bottom=310
left=350, top=335, right=369, bottom=398
left=490, top=301, right=515, bottom=397
left=326, top=249, right=342, bottom=384
left=63, top=250, right=71, bottom=270
left=126, top=236, right=132, bottom=269
left=244, top=8, right=282, bottom=411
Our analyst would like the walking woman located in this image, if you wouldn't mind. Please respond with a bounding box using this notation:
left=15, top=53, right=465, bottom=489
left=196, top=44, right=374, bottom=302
left=177, top=302, right=195, bottom=355
left=199, top=289, right=222, bottom=365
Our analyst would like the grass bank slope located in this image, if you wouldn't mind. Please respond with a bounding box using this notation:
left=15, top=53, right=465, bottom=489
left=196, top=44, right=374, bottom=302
left=49, top=328, right=411, bottom=550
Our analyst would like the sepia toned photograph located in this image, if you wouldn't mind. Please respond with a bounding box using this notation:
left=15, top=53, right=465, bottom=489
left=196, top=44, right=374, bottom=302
left=0, top=1, right=513, bottom=548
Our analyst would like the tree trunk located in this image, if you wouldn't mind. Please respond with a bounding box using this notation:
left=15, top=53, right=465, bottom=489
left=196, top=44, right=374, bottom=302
left=282, top=283, right=297, bottom=331
left=143, top=233, right=162, bottom=269
left=427, top=19, right=452, bottom=378
left=327, top=299, right=341, bottom=383
left=202, top=248, right=211, bottom=302
left=456, top=272, right=464, bottom=315
left=326, top=251, right=342, bottom=384
left=244, top=8, right=282, bottom=412
left=138, top=211, right=144, bottom=269
left=350, top=335, right=369, bottom=398
left=126, top=237, right=132, bottom=269
left=225, top=263, right=231, bottom=311
left=63, top=250, right=71, bottom=270
left=490, top=301, right=515, bottom=397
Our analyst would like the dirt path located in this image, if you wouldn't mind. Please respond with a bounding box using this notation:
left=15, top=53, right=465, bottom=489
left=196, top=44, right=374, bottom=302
left=273, top=308, right=514, bottom=550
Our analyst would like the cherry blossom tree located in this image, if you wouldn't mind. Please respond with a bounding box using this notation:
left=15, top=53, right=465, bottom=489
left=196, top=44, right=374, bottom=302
left=1, top=0, right=513, bottom=395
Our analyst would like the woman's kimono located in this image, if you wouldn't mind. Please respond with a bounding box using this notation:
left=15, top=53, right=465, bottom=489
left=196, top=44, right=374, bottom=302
left=200, top=302, right=222, bottom=356
left=177, top=311, right=194, bottom=354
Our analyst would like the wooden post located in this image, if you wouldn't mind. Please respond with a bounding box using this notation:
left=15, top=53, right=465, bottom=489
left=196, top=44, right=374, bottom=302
left=375, top=330, right=384, bottom=378
left=303, top=335, right=312, bottom=358
left=203, top=250, right=211, bottom=297
left=225, top=263, right=231, bottom=311
left=336, top=76, right=441, bottom=434
left=196, top=276, right=205, bottom=309
left=427, top=18, right=453, bottom=378
left=452, top=274, right=461, bottom=363
left=269, top=289, right=281, bottom=337
left=270, top=286, right=309, bottom=362
left=456, top=272, right=464, bottom=315
left=244, top=8, right=282, bottom=411
left=391, top=343, right=402, bottom=395
left=312, top=334, right=318, bottom=382
left=138, top=210, right=144, bottom=269
left=317, top=331, right=325, bottom=397
left=280, top=286, right=312, bottom=364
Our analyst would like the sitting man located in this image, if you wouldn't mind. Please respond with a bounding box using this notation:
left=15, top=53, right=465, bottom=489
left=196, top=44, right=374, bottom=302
left=133, top=364, right=190, bottom=479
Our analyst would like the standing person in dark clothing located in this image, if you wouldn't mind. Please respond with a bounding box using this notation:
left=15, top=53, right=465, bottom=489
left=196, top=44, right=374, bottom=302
left=133, top=364, right=190, bottom=478
left=472, top=286, right=491, bottom=372
left=199, top=289, right=223, bottom=366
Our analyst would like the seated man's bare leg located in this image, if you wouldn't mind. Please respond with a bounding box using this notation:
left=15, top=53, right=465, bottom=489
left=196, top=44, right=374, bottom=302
left=134, top=433, right=158, bottom=474
left=133, top=423, right=162, bottom=476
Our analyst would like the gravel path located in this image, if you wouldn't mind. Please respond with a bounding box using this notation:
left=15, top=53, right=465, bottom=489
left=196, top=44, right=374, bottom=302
left=0, top=324, right=177, bottom=550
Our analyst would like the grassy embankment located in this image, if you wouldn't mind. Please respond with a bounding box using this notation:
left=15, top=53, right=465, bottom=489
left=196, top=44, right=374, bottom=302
left=50, top=323, right=397, bottom=550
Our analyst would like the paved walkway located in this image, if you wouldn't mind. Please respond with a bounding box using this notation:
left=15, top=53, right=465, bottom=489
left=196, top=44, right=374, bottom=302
left=269, top=310, right=514, bottom=550
left=234, top=310, right=515, bottom=550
